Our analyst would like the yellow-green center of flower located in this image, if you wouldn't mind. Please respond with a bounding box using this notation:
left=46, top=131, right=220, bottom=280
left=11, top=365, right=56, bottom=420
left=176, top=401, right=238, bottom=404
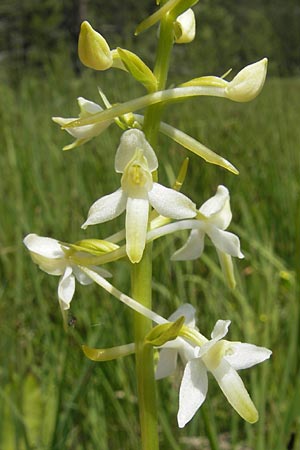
left=121, top=148, right=153, bottom=195
left=202, top=340, right=232, bottom=371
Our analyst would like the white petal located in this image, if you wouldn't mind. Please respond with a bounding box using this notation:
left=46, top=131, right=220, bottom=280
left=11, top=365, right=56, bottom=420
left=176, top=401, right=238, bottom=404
left=225, top=58, right=268, bottom=103
left=115, top=129, right=158, bottom=173
left=224, top=343, right=272, bottom=370
left=211, top=320, right=231, bottom=340
left=149, top=183, right=196, bottom=219
left=58, top=267, right=76, bottom=310
left=82, top=189, right=127, bottom=229
left=175, top=9, right=196, bottom=44
left=53, top=115, right=112, bottom=141
left=24, top=234, right=67, bottom=275
left=178, top=339, right=200, bottom=365
left=125, top=196, right=149, bottom=263
left=155, top=349, right=178, bottom=380
left=211, top=359, right=258, bottom=423
left=208, top=227, right=244, bottom=258
left=171, top=229, right=205, bottom=261
left=168, top=304, right=196, bottom=327
left=30, top=255, right=66, bottom=276
left=200, top=186, right=232, bottom=229
left=178, top=359, right=208, bottom=428
left=77, top=97, right=103, bottom=115
left=24, top=234, right=64, bottom=258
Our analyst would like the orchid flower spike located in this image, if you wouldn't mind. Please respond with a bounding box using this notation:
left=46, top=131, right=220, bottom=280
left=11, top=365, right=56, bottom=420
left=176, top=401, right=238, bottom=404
left=156, top=305, right=272, bottom=428
left=52, top=97, right=113, bottom=150
left=82, top=129, right=197, bottom=263
left=172, top=185, right=243, bottom=288
left=23, top=234, right=111, bottom=310
left=78, top=21, right=124, bottom=71
left=174, top=9, right=196, bottom=44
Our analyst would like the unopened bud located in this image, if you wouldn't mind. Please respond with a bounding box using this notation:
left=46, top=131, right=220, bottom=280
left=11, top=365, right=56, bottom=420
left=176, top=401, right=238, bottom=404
left=174, top=9, right=196, bottom=44
left=78, top=21, right=113, bottom=70
left=225, top=58, right=268, bottom=102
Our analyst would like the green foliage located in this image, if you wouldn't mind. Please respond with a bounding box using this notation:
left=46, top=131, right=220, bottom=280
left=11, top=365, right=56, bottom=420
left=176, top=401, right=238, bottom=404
left=0, top=64, right=299, bottom=448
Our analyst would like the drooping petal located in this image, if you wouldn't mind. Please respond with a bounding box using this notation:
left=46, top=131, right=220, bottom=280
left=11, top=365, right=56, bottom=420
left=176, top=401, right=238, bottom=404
left=224, top=343, right=272, bottom=370
left=149, top=183, right=196, bottom=219
left=24, top=234, right=64, bottom=259
left=211, top=359, right=259, bottom=423
left=178, top=359, right=208, bottom=428
left=58, top=266, right=76, bottom=309
left=24, top=234, right=67, bottom=275
left=200, top=185, right=232, bottom=229
left=125, top=196, right=149, bottom=263
left=82, top=188, right=127, bottom=229
left=207, top=227, right=244, bottom=258
left=171, top=229, right=205, bottom=261
left=115, top=129, right=158, bottom=173
left=155, top=348, right=178, bottom=380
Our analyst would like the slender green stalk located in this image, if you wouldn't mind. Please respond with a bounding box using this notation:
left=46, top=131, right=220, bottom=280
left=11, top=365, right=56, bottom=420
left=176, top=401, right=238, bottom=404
left=132, top=248, right=159, bottom=450
left=131, top=8, right=176, bottom=450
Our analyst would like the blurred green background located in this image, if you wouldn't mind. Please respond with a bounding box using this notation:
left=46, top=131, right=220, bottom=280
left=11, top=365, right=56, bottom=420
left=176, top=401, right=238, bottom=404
left=0, top=1, right=299, bottom=449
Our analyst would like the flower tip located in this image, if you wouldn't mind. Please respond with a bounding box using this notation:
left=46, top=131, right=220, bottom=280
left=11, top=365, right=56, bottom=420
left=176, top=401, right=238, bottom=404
left=247, top=408, right=259, bottom=424
left=225, top=58, right=268, bottom=102
left=78, top=20, right=113, bottom=71
left=177, top=413, right=187, bottom=429
left=127, top=250, right=143, bottom=264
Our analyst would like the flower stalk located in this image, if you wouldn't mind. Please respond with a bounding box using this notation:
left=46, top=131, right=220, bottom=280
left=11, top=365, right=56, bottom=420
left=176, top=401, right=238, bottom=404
left=131, top=8, right=177, bottom=449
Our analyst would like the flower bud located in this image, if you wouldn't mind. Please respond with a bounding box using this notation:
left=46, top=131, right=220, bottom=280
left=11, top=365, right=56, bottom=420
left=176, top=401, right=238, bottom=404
left=225, top=58, right=268, bottom=102
left=174, top=9, right=196, bottom=44
left=78, top=21, right=113, bottom=70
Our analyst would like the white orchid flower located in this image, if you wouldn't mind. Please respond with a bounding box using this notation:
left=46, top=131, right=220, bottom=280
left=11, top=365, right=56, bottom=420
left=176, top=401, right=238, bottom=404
left=156, top=305, right=272, bottom=428
left=23, top=234, right=111, bottom=310
left=82, top=129, right=197, bottom=263
left=52, top=97, right=113, bottom=151
left=174, top=9, right=196, bottom=44
left=171, top=185, right=243, bottom=288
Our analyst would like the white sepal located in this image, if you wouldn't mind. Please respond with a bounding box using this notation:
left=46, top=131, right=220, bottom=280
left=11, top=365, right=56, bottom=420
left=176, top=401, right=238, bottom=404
left=178, top=359, right=208, bottom=428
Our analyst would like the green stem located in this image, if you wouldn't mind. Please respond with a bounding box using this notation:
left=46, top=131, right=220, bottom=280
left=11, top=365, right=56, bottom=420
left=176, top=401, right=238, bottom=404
left=132, top=247, right=159, bottom=450
left=131, top=10, right=175, bottom=450
left=143, top=13, right=176, bottom=146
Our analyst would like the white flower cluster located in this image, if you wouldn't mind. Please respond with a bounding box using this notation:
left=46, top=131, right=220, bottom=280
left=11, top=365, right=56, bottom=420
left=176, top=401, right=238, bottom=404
left=23, top=11, right=271, bottom=433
